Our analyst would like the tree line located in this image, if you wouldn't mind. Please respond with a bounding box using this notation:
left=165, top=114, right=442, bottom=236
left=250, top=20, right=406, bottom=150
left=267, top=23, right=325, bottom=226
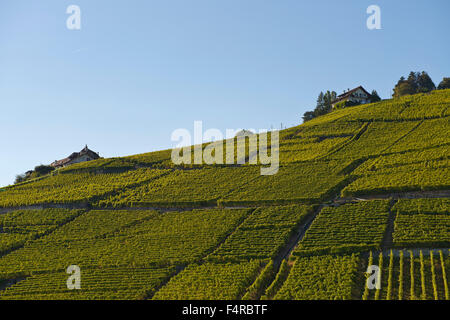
left=15, top=165, right=55, bottom=184
left=393, top=72, right=449, bottom=98
left=302, top=72, right=450, bottom=123
left=302, top=89, right=380, bottom=122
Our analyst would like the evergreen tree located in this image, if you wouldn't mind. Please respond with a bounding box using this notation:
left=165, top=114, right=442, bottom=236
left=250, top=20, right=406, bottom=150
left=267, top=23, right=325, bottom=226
left=370, top=90, right=381, bottom=102
left=313, top=92, right=325, bottom=116
left=393, top=71, right=436, bottom=97
left=322, top=90, right=337, bottom=113
left=301, top=90, right=337, bottom=123
left=393, top=81, right=416, bottom=98
left=314, top=91, right=327, bottom=117
left=406, top=72, right=419, bottom=92
left=313, top=91, right=336, bottom=116
left=437, top=77, right=450, bottom=90
left=416, top=71, right=435, bottom=93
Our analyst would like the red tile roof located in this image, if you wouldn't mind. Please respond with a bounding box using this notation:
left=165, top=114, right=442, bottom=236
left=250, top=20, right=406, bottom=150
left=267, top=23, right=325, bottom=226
left=332, top=86, right=371, bottom=105
left=51, top=146, right=100, bottom=168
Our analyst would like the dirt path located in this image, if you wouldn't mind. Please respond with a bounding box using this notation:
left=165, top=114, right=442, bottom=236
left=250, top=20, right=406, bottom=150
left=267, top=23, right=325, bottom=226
left=362, top=248, right=450, bottom=259
left=1, top=189, right=448, bottom=215
left=318, top=121, right=371, bottom=160
left=335, top=189, right=450, bottom=204
left=0, top=203, right=257, bottom=215
left=275, top=205, right=324, bottom=266
left=381, top=199, right=398, bottom=249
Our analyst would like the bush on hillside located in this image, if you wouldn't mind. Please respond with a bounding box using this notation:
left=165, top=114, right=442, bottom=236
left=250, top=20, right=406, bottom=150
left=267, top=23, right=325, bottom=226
left=437, top=77, right=450, bottom=90
left=33, top=165, right=54, bottom=177
left=13, top=164, right=55, bottom=184
left=393, top=71, right=436, bottom=98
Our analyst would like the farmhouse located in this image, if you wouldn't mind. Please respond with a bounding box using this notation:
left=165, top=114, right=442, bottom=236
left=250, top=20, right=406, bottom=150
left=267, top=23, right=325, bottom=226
left=50, top=145, right=100, bottom=169
left=331, top=86, right=371, bottom=108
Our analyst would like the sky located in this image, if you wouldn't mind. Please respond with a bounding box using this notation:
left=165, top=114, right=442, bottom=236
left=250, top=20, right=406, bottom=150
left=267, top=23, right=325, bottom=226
left=0, top=0, right=449, bottom=187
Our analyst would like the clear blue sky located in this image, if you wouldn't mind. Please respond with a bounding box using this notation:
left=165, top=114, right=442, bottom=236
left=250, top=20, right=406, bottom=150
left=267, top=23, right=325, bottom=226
left=0, top=0, right=449, bottom=186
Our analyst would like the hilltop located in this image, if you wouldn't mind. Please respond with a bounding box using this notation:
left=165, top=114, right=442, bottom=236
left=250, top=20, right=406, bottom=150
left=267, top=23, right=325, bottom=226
left=0, top=89, right=449, bottom=300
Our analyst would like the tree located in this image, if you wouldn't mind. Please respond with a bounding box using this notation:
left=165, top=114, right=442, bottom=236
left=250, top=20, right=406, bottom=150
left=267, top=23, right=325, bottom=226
left=406, top=72, right=419, bottom=92
left=33, top=164, right=54, bottom=177
left=313, top=92, right=325, bottom=116
left=13, top=164, right=55, bottom=184
left=322, top=90, right=337, bottom=113
left=416, top=71, right=435, bottom=93
left=14, top=173, right=26, bottom=184
left=314, top=91, right=336, bottom=117
left=301, top=90, right=337, bottom=123
left=393, top=71, right=436, bottom=98
left=302, top=111, right=315, bottom=122
left=370, top=90, right=381, bottom=103
left=393, top=81, right=416, bottom=98
left=437, top=77, right=450, bottom=90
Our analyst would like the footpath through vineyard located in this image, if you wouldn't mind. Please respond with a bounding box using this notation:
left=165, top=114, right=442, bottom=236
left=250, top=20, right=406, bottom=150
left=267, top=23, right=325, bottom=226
left=0, top=191, right=449, bottom=300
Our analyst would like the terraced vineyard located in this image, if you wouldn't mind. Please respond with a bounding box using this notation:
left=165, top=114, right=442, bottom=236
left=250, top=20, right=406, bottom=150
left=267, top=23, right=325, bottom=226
left=209, top=205, right=313, bottom=261
left=392, top=199, right=450, bottom=247
left=0, top=169, right=169, bottom=207
left=0, top=209, right=83, bottom=255
left=0, top=208, right=251, bottom=277
left=294, top=200, right=391, bottom=255
left=152, top=261, right=264, bottom=300
left=0, top=90, right=449, bottom=300
left=219, top=161, right=350, bottom=206
left=361, top=250, right=450, bottom=300
left=0, top=266, right=175, bottom=300
left=274, top=254, right=360, bottom=300
left=96, top=166, right=260, bottom=207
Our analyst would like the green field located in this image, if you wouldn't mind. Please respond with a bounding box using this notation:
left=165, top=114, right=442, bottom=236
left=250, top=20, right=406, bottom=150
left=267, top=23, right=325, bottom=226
left=361, top=250, right=450, bottom=300
left=392, top=199, right=450, bottom=247
left=0, top=90, right=449, bottom=300
left=274, top=254, right=360, bottom=300
left=294, top=200, right=391, bottom=255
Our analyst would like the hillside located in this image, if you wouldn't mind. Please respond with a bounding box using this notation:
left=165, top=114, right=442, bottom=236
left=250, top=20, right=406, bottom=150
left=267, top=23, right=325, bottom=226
left=0, top=90, right=449, bottom=300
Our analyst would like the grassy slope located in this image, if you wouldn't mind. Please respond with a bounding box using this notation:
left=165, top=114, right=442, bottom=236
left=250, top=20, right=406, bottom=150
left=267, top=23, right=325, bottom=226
left=0, top=90, right=449, bottom=300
